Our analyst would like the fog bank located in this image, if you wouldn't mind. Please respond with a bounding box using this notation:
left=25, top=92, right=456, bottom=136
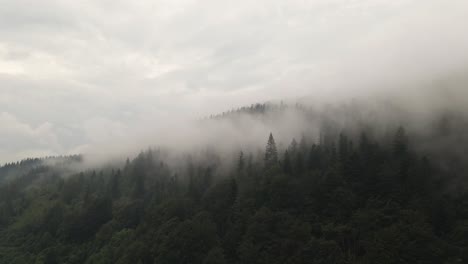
left=1, top=0, right=468, bottom=164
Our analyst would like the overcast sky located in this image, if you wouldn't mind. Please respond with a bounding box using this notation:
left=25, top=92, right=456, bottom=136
left=1, top=0, right=467, bottom=163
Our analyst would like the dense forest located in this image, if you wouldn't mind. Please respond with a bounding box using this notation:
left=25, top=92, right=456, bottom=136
left=0, top=104, right=467, bottom=264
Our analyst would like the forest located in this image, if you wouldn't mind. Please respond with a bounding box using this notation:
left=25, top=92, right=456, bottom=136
left=0, top=104, right=467, bottom=264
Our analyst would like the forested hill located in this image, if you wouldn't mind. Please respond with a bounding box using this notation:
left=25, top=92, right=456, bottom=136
left=0, top=155, right=82, bottom=185
left=0, top=104, right=468, bottom=263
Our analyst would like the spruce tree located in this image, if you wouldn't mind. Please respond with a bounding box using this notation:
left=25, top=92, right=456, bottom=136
left=265, top=133, right=278, bottom=168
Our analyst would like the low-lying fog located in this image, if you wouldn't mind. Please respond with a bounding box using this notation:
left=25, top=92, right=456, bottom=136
left=0, top=0, right=467, bottom=165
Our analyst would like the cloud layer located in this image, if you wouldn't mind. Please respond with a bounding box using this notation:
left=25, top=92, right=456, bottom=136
left=1, top=0, right=467, bottom=163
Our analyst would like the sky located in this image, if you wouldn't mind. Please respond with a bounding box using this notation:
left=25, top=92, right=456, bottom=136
left=1, top=0, right=468, bottom=164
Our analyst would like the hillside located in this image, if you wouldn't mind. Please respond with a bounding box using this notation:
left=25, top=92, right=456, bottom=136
left=0, top=105, right=467, bottom=264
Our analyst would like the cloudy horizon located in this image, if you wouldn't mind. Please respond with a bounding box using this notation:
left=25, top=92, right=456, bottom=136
left=1, top=0, right=468, bottom=164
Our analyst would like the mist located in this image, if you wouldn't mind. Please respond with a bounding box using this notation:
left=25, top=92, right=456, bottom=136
left=1, top=0, right=468, bottom=166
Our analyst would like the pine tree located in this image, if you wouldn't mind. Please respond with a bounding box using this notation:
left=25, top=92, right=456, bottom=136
left=289, top=138, right=298, bottom=154
left=265, top=133, right=278, bottom=168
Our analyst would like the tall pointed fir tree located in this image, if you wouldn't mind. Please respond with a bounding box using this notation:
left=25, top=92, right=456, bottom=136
left=265, top=133, right=278, bottom=168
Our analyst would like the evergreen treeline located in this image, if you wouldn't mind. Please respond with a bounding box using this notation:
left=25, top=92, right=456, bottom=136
left=0, top=155, right=82, bottom=184
left=208, top=103, right=295, bottom=120
left=0, top=124, right=467, bottom=263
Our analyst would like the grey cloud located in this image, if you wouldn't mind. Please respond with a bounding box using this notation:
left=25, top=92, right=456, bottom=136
left=0, top=0, right=467, bottom=163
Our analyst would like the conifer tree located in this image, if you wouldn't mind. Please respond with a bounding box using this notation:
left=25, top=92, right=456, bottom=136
left=289, top=138, right=298, bottom=154
left=265, top=133, right=278, bottom=168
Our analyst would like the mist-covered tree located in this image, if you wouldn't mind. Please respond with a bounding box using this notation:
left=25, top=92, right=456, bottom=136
left=0, top=114, right=467, bottom=264
left=265, top=133, right=278, bottom=168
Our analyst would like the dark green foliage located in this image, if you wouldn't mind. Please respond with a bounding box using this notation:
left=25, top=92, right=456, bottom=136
left=154, top=212, right=219, bottom=264
left=265, top=133, right=278, bottom=168
left=0, top=124, right=467, bottom=264
left=64, top=196, right=113, bottom=242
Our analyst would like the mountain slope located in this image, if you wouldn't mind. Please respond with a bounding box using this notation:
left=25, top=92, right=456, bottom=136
left=0, top=104, right=467, bottom=263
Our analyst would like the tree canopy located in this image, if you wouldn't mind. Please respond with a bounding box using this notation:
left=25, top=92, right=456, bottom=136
left=0, top=108, right=467, bottom=264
